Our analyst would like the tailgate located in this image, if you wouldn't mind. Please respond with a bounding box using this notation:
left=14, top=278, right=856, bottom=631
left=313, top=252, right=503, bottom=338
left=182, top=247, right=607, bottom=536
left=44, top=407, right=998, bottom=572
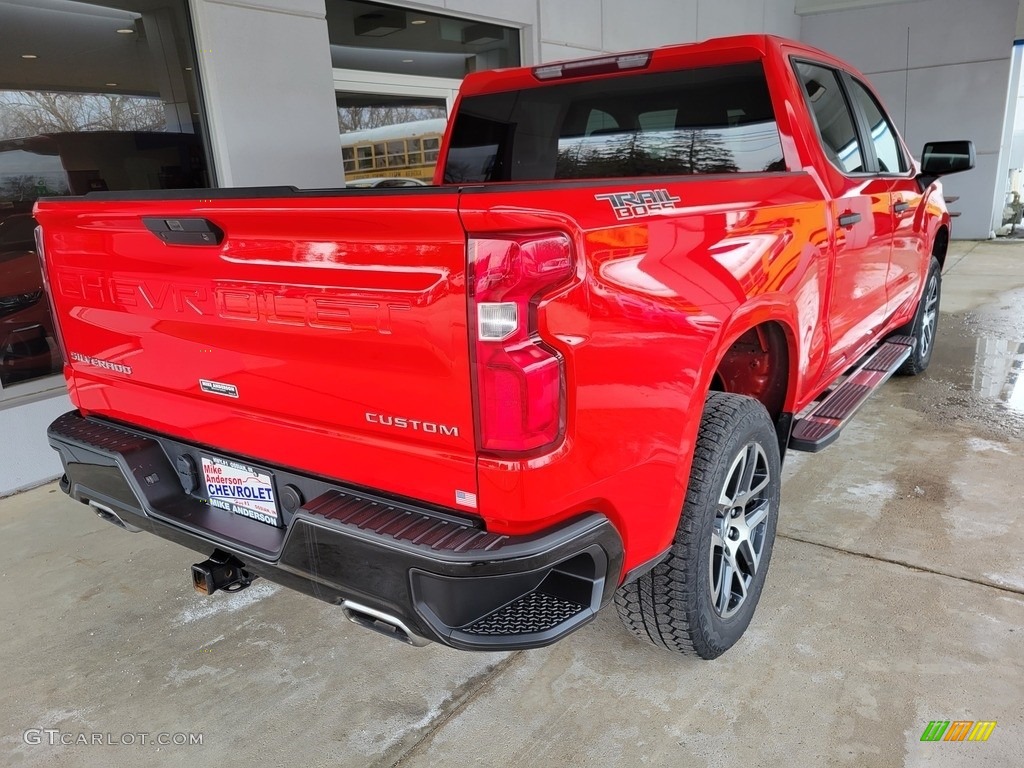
left=35, top=191, right=478, bottom=512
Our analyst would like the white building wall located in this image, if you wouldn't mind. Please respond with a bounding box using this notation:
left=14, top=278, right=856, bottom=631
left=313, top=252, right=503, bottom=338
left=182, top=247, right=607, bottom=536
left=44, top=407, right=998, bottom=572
left=0, top=392, right=71, bottom=497
left=800, top=0, right=1020, bottom=239
left=188, top=0, right=345, bottom=188
left=490, top=0, right=800, bottom=62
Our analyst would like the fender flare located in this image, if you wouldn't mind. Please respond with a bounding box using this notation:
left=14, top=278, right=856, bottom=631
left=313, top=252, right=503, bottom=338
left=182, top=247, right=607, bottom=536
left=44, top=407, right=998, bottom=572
left=654, top=298, right=803, bottom=550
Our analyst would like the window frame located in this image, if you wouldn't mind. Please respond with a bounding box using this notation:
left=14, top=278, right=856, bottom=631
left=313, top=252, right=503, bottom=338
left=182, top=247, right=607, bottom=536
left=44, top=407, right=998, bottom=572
left=791, top=57, right=876, bottom=179
left=844, top=74, right=912, bottom=178
left=791, top=58, right=910, bottom=182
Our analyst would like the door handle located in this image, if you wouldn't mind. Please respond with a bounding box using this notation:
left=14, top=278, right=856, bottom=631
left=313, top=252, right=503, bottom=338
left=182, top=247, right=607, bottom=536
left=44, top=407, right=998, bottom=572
left=893, top=201, right=911, bottom=214
left=837, top=212, right=861, bottom=228
left=142, top=217, right=224, bottom=246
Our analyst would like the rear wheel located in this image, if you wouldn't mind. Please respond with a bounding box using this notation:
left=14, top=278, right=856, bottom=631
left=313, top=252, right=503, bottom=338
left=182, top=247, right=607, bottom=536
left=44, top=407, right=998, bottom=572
left=614, top=392, right=781, bottom=659
left=896, top=256, right=941, bottom=376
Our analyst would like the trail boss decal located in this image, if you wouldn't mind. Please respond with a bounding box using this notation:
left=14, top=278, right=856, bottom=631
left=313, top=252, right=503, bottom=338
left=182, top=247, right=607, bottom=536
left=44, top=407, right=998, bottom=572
left=595, top=189, right=681, bottom=220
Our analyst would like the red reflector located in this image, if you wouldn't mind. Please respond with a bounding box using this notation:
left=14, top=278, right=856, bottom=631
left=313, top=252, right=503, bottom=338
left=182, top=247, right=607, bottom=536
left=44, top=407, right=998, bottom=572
left=469, top=234, right=574, bottom=455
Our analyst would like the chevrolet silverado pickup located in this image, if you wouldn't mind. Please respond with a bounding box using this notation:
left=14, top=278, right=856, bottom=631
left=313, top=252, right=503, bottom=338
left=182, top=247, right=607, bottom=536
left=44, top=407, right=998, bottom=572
left=35, top=35, right=974, bottom=658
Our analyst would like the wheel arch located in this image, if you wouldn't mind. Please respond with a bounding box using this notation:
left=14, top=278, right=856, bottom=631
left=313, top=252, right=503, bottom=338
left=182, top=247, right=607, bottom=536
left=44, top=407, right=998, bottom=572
left=702, top=305, right=803, bottom=458
left=706, top=304, right=802, bottom=415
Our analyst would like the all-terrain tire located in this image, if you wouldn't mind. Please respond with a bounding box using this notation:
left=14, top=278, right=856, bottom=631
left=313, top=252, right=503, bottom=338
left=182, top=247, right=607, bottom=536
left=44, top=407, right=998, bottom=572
left=895, top=256, right=942, bottom=376
left=614, top=392, right=781, bottom=659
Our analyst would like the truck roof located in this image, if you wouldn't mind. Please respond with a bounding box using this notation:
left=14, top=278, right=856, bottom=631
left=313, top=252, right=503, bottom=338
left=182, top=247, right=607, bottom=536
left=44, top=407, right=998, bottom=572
left=459, top=34, right=857, bottom=98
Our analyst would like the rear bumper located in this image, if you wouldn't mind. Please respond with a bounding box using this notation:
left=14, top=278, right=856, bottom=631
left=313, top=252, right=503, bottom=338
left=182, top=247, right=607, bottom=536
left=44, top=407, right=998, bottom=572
left=47, top=410, right=623, bottom=650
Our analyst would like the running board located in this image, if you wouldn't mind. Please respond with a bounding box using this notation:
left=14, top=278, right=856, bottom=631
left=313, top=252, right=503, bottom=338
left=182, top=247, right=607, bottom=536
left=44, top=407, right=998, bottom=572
left=789, top=336, right=915, bottom=452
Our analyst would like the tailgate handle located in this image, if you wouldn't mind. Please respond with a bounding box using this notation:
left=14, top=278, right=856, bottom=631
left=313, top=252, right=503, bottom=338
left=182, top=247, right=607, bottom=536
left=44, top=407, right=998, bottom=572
left=142, top=217, right=224, bottom=246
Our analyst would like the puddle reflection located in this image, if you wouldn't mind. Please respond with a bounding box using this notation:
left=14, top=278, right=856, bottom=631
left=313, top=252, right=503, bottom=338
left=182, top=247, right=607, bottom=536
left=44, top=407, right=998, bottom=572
left=972, top=337, right=1024, bottom=414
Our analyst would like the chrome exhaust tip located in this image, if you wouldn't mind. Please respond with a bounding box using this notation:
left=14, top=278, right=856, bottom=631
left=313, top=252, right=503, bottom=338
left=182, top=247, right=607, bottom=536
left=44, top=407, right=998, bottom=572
left=342, top=600, right=430, bottom=647
left=88, top=500, right=142, bottom=532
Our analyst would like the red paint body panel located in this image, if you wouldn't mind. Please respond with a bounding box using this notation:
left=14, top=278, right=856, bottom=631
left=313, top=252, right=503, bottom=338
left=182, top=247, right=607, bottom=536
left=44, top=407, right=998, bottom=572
left=35, top=35, right=951, bottom=578
left=459, top=174, right=829, bottom=568
left=36, top=195, right=478, bottom=512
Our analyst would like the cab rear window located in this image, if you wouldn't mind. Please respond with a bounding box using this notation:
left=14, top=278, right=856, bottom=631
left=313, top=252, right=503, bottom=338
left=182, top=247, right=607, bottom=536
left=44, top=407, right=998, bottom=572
left=444, top=61, right=786, bottom=183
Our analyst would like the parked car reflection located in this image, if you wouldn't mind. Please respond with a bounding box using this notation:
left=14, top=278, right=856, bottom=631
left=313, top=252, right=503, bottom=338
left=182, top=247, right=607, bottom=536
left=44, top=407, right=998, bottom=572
left=345, top=176, right=428, bottom=189
left=0, top=130, right=206, bottom=387
left=0, top=213, right=58, bottom=385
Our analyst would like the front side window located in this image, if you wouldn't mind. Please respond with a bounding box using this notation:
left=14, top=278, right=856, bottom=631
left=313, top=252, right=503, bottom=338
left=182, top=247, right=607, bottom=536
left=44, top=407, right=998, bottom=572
left=794, top=61, right=864, bottom=175
left=444, top=61, right=787, bottom=183
left=848, top=79, right=906, bottom=174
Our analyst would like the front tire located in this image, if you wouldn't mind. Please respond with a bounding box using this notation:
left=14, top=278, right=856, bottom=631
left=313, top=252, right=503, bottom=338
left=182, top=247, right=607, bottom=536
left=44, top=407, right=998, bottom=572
left=614, top=392, right=781, bottom=659
left=896, top=256, right=941, bottom=376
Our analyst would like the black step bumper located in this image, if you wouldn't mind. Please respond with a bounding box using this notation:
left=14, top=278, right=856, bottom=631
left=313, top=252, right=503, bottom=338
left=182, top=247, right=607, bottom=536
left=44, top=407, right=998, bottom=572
left=47, top=410, right=623, bottom=650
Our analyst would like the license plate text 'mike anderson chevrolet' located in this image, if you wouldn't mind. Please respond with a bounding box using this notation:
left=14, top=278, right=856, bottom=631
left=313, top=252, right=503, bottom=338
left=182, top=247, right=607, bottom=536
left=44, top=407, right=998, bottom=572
left=201, top=456, right=279, bottom=526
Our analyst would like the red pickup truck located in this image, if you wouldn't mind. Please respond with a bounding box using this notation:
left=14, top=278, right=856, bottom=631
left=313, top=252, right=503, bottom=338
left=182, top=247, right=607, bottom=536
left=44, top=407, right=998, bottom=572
left=35, top=35, right=973, bottom=658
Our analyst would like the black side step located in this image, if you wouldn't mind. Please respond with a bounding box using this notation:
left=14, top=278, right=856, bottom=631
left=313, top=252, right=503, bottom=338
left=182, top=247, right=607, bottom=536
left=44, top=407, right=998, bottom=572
left=789, top=335, right=915, bottom=452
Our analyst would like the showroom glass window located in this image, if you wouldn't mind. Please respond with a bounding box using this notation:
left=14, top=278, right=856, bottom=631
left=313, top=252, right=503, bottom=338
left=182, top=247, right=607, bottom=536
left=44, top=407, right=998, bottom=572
left=0, top=0, right=210, bottom=395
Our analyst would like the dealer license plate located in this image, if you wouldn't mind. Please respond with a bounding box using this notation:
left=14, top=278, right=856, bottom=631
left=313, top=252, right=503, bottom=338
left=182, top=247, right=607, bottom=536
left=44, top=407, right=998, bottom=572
left=201, top=455, right=280, bottom=527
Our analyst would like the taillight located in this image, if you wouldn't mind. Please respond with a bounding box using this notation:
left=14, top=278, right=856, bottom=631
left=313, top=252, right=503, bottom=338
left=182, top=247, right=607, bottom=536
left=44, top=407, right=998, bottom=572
left=469, top=233, right=574, bottom=456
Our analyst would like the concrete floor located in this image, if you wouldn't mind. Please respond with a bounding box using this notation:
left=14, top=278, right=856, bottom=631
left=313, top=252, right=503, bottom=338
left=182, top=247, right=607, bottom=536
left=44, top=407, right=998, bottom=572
left=2, top=240, right=1023, bottom=767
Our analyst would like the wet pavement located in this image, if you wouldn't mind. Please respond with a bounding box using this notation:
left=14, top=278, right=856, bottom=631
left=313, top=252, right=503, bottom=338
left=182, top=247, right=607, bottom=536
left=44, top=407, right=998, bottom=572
left=2, top=240, right=1023, bottom=767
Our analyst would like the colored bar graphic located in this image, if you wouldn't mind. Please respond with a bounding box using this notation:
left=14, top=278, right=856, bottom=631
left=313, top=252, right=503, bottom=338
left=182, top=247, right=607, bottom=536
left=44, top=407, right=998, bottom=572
left=967, top=722, right=997, bottom=742
left=920, top=720, right=996, bottom=742
left=944, top=721, right=974, bottom=741
left=920, top=721, right=949, bottom=742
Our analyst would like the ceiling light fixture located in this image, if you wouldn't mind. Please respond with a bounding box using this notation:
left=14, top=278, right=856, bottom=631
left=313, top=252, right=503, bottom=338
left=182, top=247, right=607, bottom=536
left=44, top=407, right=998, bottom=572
left=184, top=66, right=192, bottom=71
left=106, top=82, right=118, bottom=86
left=411, top=19, right=427, bottom=25
left=116, top=27, right=134, bottom=34
left=402, top=59, right=414, bottom=63
left=21, top=54, right=38, bottom=59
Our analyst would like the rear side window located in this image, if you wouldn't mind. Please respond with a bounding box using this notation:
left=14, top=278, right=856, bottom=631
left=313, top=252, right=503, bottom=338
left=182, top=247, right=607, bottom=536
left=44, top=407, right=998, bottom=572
left=794, top=62, right=864, bottom=174
left=444, top=61, right=786, bottom=183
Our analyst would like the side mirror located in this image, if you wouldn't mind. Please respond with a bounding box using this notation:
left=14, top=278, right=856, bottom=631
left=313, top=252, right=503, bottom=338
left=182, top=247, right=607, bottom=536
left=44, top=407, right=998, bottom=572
left=920, top=140, right=975, bottom=177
